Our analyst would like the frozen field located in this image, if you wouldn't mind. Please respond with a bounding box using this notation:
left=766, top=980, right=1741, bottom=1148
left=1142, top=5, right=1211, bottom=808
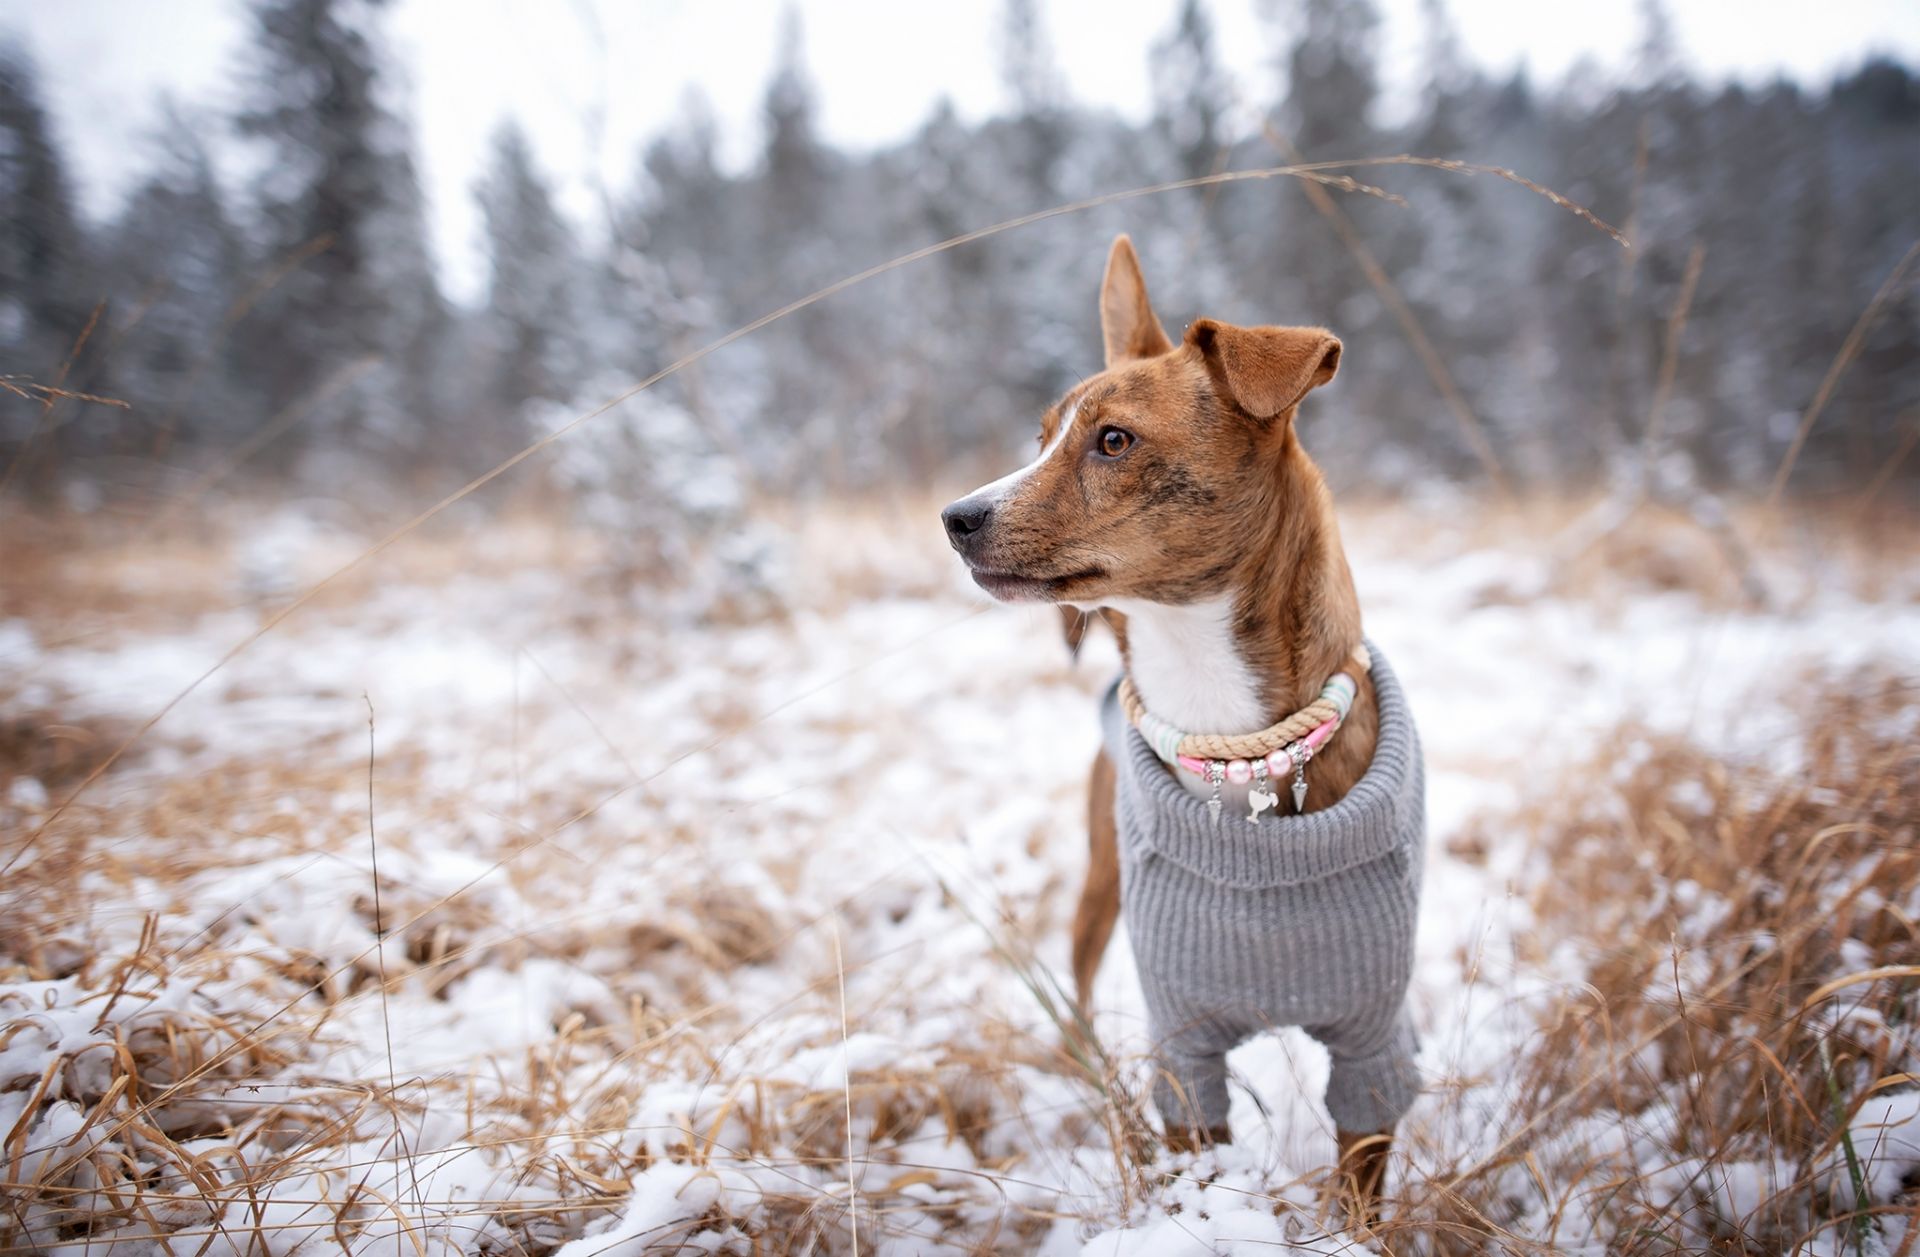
left=3, top=497, right=1918, bottom=1254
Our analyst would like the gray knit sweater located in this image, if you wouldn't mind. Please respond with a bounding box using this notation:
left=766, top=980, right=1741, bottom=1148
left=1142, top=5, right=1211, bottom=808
left=1099, top=640, right=1425, bottom=1134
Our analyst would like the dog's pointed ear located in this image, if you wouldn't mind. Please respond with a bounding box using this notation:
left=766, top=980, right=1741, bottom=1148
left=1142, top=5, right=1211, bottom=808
left=1184, top=319, right=1342, bottom=420
left=1100, top=235, right=1173, bottom=366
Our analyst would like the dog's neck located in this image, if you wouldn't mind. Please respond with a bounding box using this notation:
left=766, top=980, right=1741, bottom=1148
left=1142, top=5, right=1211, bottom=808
left=1105, top=439, right=1378, bottom=809
left=1104, top=594, right=1269, bottom=734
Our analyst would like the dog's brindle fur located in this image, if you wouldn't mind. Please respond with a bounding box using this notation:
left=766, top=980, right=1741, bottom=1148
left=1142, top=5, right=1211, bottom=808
left=942, top=235, right=1390, bottom=1225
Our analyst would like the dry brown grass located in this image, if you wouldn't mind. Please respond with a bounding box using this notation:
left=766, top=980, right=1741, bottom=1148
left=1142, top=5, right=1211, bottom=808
left=0, top=709, right=122, bottom=799
left=29, top=689, right=1918, bottom=1254
left=0, top=495, right=598, bottom=635
left=4, top=495, right=1917, bottom=1253
left=0, top=736, right=1134, bottom=1254
left=1390, top=671, right=1920, bottom=1253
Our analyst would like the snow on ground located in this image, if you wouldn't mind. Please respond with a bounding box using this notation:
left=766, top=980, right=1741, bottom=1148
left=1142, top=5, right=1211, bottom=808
left=2, top=498, right=1918, bottom=1254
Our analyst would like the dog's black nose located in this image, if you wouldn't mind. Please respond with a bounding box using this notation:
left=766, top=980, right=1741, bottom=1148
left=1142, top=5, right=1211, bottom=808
left=942, top=497, right=992, bottom=546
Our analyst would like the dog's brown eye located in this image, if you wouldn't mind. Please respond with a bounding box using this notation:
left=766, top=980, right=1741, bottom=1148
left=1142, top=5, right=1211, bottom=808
left=1098, top=427, right=1134, bottom=457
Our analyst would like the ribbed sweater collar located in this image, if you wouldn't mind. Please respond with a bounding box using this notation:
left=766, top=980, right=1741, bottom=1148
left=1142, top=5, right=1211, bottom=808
left=1110, top=638, right=1422, bottom=888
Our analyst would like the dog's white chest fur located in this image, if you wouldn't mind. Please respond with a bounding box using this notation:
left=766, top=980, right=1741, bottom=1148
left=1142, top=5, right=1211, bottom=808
left=1103, top=596, right=1265, bottom=803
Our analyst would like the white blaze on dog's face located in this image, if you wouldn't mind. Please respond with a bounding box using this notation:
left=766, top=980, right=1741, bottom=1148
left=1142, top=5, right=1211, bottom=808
left=941, top=234, right=1343, bottom=608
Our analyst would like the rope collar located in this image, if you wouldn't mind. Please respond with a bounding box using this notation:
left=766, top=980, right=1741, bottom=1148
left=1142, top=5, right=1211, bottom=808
left=1119, top=642, right=1370, bottom=821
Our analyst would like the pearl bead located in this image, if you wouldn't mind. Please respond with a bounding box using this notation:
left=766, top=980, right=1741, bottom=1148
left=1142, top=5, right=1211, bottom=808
left=1267, top=749, right=1291, bottom=775
left=1226, top=758, right=1251, bottom=784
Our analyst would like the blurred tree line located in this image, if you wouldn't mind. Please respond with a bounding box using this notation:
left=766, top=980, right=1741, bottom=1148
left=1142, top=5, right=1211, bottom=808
left=1, top=0, right=1915, bottom=502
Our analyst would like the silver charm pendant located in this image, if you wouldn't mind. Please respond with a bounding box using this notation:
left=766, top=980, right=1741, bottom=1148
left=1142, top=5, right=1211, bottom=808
left=1247, top=759, right=1277, bottom=823
left=1290, top=741, right=1314, bottom=813
left=1206, top=760, right=1225, bottom=823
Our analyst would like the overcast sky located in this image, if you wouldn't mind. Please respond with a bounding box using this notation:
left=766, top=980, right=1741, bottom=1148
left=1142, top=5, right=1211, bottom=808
left=8, top=0, right=1918, bottom=302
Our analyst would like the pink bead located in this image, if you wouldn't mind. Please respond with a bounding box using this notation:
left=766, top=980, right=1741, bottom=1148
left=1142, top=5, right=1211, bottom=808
left=1225, top=758, right=1251, bottom=784
left=1267, top=749, right=1292, bottom=775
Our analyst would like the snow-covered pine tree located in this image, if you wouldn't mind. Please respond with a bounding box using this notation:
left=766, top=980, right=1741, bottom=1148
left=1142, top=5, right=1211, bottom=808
left=105, top=100, right=254, bottom=461
left=1150, top=0, right=1233, bottom=187
left=230, top=0, right=449, bottom=475
left=0, top=39, right=109, bottom=481
left=474, top=120, right=594, bottom=461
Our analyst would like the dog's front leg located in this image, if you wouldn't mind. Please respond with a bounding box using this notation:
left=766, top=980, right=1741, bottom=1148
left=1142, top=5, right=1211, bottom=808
left=1070, top=747, right=1120, bottom=1014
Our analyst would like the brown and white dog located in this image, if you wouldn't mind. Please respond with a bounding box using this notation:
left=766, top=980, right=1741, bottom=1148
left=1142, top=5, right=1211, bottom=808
left=941, top=234, right=1392, bottom=1219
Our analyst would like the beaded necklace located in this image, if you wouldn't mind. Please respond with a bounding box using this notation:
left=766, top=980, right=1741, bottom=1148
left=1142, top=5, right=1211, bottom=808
left=1119, top=643, right=1370, bottom=822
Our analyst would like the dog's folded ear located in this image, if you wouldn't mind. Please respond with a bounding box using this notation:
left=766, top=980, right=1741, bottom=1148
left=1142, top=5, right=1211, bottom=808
left=1100, top=235, right=1174, bottom=366
left=1184, top=319, right=1342, bottom=420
